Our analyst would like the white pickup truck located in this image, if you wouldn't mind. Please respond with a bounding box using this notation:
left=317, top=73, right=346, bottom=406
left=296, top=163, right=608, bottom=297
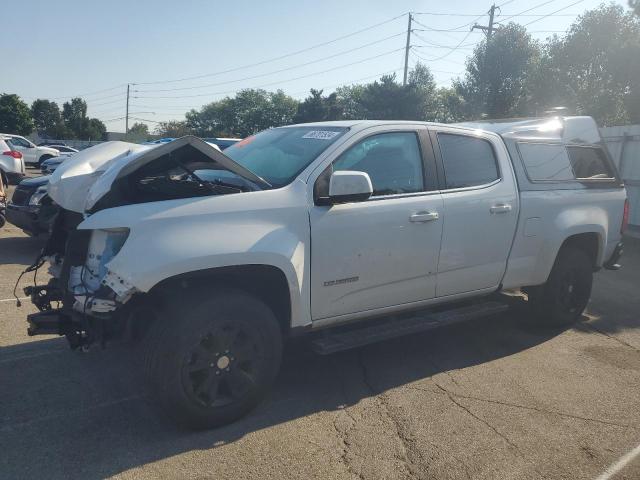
left=23, top=116, right=628, bottom=429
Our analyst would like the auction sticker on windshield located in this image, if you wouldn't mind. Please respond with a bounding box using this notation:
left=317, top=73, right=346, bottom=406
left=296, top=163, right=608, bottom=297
left=302, top=130, right=341, bottom=140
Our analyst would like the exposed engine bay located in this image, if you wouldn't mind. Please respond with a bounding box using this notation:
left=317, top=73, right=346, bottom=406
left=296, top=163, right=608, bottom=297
left=21, top=137, right=265, bottom=350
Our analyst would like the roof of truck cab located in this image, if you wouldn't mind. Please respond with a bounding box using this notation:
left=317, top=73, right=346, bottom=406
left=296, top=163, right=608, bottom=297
left=286, top=117, right=602, bottom=145
left=283, top=120, right=477, bottom=132
left=455, top=116, right=602, bottom=144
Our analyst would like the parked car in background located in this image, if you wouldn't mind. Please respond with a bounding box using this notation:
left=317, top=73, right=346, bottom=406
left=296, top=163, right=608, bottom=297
left=50, top=145, right=79, bottom=156
left=6, top=176, right=56, bottom=236
left=38, top=141, right=69, bottom=147
left=0, top=173, right=6, bottom=228
left=41, top=157, right=65, bottom=175
left=144, top=137, right=176, bottom=145
left=0, top=136, right=26, bottom=185
left=202, top=137, right=241, bottom=150
left=1, top=134, right=59, bottom=167
left=40, top=146, right=78, bottom=174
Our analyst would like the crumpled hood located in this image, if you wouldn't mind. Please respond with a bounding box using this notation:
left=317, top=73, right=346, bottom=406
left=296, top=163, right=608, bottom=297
left=47, top=136, right=266, bottom=213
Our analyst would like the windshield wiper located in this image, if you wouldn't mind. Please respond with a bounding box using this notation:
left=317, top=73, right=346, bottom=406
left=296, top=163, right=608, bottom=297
left=166, top=153, right=237, bottom=194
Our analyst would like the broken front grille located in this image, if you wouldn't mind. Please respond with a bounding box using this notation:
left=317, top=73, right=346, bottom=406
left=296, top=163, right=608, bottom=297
left=10, top=186, right=34, bottom=206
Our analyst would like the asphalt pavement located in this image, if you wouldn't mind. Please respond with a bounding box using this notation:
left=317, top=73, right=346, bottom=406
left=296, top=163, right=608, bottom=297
left=1, top=172, right=640, bottom=479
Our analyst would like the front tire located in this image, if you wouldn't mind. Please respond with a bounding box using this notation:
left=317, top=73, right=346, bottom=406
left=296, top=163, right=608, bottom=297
left=527, top=247, right=593, bottom=326
left=146, top=289, right=283, bottom=430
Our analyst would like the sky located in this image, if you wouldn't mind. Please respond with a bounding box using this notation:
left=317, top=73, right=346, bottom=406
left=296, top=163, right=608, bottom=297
left=5, top=0, right=630, bottom=133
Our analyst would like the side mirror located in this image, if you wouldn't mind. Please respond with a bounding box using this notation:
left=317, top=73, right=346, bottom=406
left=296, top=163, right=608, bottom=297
left=328, top=171, right=373, bottom=204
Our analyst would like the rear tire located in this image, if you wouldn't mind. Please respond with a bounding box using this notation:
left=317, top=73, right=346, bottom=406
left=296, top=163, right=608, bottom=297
left=145, top=289, right=283, bottom=430
left=527, top=247, right=593, bottom=326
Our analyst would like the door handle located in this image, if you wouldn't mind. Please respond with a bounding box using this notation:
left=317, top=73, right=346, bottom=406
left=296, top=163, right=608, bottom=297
left=410, top=211, right=439, bottom=223
left=490, top=203, right=512, bottom=214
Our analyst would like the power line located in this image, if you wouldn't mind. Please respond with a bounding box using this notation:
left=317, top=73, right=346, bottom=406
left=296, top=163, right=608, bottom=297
left=89, top=97, right=127, bottom=108
left=495, top=0, right=555, bottom=24
left=133, top=47, right=406, bottom=99
left=412, top=31, right=477, bottom=49
left=23, top=84, right=127, bottom=102
left=133, top=13, right=409, bottom=86
left=134, top=32, right=405, bottom=93
left=413, top=11, right=579, bottom=17
left=522, top=0, right=586, bottom=26
left=413, top=30, right=476, bottom=62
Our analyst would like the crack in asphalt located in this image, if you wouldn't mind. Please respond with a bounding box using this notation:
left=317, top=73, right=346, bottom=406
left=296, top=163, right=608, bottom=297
left=430, top=381, right=549, bottom=479
left=331, top=357, right=364, bottom=480
left=580, top=322, right=640, bottom=353
left=356, top=350, right=431, bottom=480
left=331, top=411, right=363, bottom=480
left=405, top=384, right=635, bottom=430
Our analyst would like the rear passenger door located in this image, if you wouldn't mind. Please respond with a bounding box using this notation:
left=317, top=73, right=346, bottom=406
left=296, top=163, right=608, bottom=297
left=430, top=128, right=519, bottom=297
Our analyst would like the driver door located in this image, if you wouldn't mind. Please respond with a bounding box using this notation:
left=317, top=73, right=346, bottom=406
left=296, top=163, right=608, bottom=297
left=309, top=126, right=443, bottom=321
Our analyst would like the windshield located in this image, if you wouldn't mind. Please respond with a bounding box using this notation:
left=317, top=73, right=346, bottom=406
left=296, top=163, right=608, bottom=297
left=223, top=126, right=348, bottom=187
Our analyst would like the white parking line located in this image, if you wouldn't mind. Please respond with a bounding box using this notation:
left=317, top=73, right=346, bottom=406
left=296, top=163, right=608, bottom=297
left=595, top=442, right=640, bottom=480
left=0, top=297, right=28, bottom=303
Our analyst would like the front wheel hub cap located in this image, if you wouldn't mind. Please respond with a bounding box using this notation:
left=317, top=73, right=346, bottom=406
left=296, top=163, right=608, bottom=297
left=216, top=355, right=230, bottom=370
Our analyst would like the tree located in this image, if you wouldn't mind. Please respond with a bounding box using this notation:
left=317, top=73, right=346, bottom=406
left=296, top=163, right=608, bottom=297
left=0, top=94, right=34, bottom=135
left=536, top=4, right=640, bottom=125
left=84, top=118, right=107, bottom=140
left=631, top=0, right=639, bottom=16
left=358, top=68, right=437, bottom=121
left=31, top=99, right=62, bottom=137
left=432, top=87, right=467, bottom=123
left=128, top=122, right=149, bottom=136
left=62, top=97, right=88, bottom=137
left=185, top=89, right=298, bottom=138
left=155, top=120, right=192, bottom=137
left=294, top=89, right=342, bottom=123
left=334, top=85, right=366, bottom=119
left=60, top=97, right=107, bottom=140
left=455, top=23, right=541, bottom=118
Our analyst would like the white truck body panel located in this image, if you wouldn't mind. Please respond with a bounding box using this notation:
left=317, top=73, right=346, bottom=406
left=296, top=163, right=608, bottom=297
left=42, top=119, right=627, bottom=332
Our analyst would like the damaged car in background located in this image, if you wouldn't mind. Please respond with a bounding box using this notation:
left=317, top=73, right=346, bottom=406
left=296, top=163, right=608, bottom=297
left=20, top=118, right=627, bottom=429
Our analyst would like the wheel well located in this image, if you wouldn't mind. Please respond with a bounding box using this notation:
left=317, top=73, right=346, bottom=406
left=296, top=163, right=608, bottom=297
left=148, top=265, right=292, bottom=334
left=560, top=233, right=600, bottom=267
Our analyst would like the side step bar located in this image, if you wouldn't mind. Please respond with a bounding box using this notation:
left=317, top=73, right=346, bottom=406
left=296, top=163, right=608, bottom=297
left=311, top=301, right=509, bottom=355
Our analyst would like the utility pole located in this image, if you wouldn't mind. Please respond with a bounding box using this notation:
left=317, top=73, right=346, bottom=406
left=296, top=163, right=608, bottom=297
left=403, top=13, right=412, bottom=86
left=471, top=5, right=498, bottom=117
left=125, top=84, right=130, bottom=134
left=471, top=4, right=497, bottom=39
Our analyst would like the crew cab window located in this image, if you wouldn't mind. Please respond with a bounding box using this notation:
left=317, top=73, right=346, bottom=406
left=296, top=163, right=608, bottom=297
left=332, top=132, right=424, bottom=196
left=567, top=146, right=614, bottom=179
left=518, top=143, right=574, bottom=181
left=437, top=133, right=499, bottom=189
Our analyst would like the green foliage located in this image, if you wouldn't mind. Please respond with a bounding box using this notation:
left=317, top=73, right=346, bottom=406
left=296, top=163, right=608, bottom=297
left=186, top=89, right=298, bottom=137
left=533, top=4, right=640, bottom=125
left=60, top=97, right=107, bottom=140
left=128, top=122, right=149, bottom=136
left=0, top=94, right=34, bottom=135
left=155, top=120, right=192, bottom=137
left=455, top=23, right=541, bottom=118
left=294, top=89, right=342, bottom=123
left=31, top=99, right=63, bottom=137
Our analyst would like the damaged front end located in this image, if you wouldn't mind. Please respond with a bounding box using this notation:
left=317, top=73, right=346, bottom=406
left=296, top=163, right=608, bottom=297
left=25, top=211, right=137, bottom=349
left=22, top=135, right=264, bottom=350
